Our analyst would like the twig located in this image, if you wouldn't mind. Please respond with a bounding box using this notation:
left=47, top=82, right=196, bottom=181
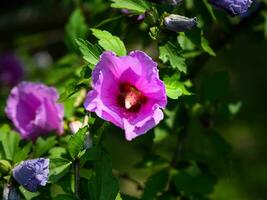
left=74, top=159, right=80, bottom=199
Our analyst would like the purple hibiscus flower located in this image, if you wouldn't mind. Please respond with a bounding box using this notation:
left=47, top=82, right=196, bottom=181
left=5, top=82, right=64, bottom=140
left=0, top=53, right=24, bottom=87
left=12, top=158, right=49, bottom=192
left=209, top=0, right=253, bottom=16
left=84, top=51, right=167, bottom=141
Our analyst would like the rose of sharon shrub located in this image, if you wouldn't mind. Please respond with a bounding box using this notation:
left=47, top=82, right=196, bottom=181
left=5, top=82, right=64, bottom=140
left=12, top=158, right=49, bottom=192
left=84, top=51, right=167, bottom=141
left=209, top=0, right=253, bottom=15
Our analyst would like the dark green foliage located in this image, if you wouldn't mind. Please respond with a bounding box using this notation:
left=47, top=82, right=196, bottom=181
left=88, top=150, right=119, bottom=200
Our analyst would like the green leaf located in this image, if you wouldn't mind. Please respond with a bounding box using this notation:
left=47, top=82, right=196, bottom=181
left=141, top=169, right=169, bottom=200
left=76, top=38, right=102, bottom=66
left=201, top=37, right=216, bottom=56
left=110, top=0, right=151, bottom=14
left=116, top=193, right=123, bottom=200
left=49, top=147, right=67, bottom=158
left=65, top=9, right=88, bottom=52
left=57, top=175, right=73, bottom=194
left=68, top=126, right=88, bottom=159
left=91, top=29, right=127, bottom=56
left=53, top=195, right=77, bottom=200
left=80, top=168, right=94, bottom=180
left=88, top=150, right=119, bottom=200
left=49, top=158, right=72, bottom=183
left=33, top=136, right=57, bottom=157
left=59, top=81, right=87, bottom=102
left=203, top=0, right=217, bottom=21
left=164, top=73, right=191, bottom=99
left=172, top=170, right=216, bottom=195
left=0, top=125, right=20, bottom=161
left=185, top=28, right=216, bottom=56
left=80, top=147, right=102, bottom=165
left=19, top=186, right=40, bottom=200
left=159, top=42, right=187, bottom=73
left=228, top=101, right=242, bottom=115
left=13, top=142, right=32, bottom=163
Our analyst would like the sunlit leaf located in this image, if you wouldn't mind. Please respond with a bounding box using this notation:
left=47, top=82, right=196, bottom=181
left=110, top=0, right=151, bottom=14
left=91, top=29, right=127, bottom=56
left=159, top=42, right=187, bottom=73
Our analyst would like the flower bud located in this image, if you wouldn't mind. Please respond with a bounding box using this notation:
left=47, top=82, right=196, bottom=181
left=3, top=184, right=20, bottom=200
left=12, top=158, right=49, bottom=192
left=164, top=14, right=197, bottom=32
left=208, top=0, right=252, bottom=16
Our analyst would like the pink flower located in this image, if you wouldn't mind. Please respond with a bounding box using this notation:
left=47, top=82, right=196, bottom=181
left=84, top=51, right=167, bottom=141
left=5, top=82, right=64, bottom=140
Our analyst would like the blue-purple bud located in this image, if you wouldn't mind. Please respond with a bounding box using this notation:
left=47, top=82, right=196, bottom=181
left=12, top=158, right=49, bottom=192
left=3, top=184, right=20, bottom=200
left=208, top=0, right=253, bottom=16
left=164, top=14, right=197, bottom=32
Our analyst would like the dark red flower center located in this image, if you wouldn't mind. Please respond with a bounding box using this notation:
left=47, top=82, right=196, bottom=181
left=117, top=83, right=147, bottom=112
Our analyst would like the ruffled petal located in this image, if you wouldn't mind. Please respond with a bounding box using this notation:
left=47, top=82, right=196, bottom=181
left=123, top=108, right=164, bottom=141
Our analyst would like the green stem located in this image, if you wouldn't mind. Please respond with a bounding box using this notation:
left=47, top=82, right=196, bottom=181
left=74, top=159, right=80, bottom=199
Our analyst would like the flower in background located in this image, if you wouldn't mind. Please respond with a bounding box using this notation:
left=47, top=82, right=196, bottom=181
left=84, top=51, right=167, bottom=141
left=208, top=0, right=253, bottom=16
left=164, top=14, right=197, bottom=32
left=12, top=158, right=49, bottom=192
left=0, top=53, right=24, bottom=87
left=5, top=82, right=64, bottom=140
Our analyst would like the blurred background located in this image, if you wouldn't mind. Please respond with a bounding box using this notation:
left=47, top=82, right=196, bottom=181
left=0, top=0, right=267, bottom=200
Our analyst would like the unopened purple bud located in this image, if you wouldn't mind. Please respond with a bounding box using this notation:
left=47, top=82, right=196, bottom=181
left=164, top=14, right=197, bottom=32
left=12, top=158, right=49, bottom=192
left=208, top=0, right=253, bottom=16
left=151, top=0, right=182, bottom=5
left=3, top=184, right=20, bottom=200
